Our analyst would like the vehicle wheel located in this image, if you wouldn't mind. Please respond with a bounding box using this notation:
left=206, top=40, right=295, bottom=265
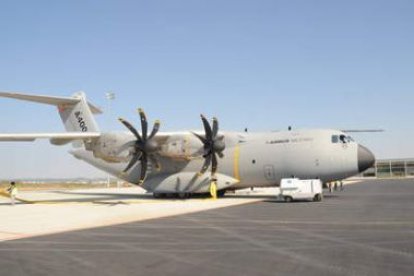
left=284, top=196, right=292, bottom=203
left=313, top=194, right=322, bottom=202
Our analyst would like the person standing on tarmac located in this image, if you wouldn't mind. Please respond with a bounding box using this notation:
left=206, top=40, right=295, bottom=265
left=7, top=181, right=18, bottom=206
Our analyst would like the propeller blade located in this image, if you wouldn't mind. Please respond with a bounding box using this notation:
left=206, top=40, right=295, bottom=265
left=148, top=120, right=161, bottom=140
left=201, top=115, right=213, bottom=141
left=195, top=114, right=225, bottom=179
left=139, top=153, right=148, bottom=184
left=199, top=154, right=212, bottom=175
left=138, top=108, right=148, bottom=141
left=192, top=132, right=207, bottom=144
left=123, top=151, right=142, bottom=172
left=119, top=118, right=142, bottom=142
left=212, top=117, right=219, bottom=138
left=211, top=153, right=218, bottom=176
left=203, top=148, right=212, bottom=158
left=119, top=110, right=161, bottom=185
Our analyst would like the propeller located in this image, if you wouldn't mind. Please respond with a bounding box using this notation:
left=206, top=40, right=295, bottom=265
left=118, top=108, right=161, bottom=184
left=192, top=115, right=226, bottom=179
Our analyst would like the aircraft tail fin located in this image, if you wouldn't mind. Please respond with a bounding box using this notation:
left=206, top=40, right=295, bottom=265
left=0, top=91, right=102, bottom=146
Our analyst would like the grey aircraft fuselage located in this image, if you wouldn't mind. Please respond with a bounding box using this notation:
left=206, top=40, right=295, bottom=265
left=0, top=91, right=375, bottom=195
left=71, top=129, right=374, bottom=194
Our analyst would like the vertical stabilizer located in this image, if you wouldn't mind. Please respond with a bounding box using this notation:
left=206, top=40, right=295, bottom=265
left=58, top=92, right=100, bottom=133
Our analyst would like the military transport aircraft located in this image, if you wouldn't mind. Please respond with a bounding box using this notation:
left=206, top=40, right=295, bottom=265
left=0, top=91, right=375, bottom=198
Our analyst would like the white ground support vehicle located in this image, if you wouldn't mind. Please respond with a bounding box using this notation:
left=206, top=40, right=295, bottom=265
left=278, top=178, right=323, bottom=202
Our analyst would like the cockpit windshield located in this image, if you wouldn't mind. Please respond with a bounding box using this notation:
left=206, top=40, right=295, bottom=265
left=331, top=134, right=354, bottom=144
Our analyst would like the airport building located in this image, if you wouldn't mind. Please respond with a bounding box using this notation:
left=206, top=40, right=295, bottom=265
left=361, top=158, right=414, bottom=178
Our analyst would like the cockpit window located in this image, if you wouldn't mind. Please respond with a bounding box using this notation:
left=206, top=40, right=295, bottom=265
left=332, top=134, right=354, bottom=144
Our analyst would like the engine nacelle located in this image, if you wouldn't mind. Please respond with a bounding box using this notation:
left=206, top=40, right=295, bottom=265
left=159, top=136, right=204, bottom=160
left=91, top=133, right=130, bottom=163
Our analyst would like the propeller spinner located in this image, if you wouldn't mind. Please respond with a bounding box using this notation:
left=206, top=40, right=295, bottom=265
left=118, top=108, right=161, bottom=184
left=192, top=115, right=226, bottom=179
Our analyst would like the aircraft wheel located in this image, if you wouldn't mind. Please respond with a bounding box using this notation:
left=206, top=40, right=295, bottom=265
left=178, top=193, right=189, bottom=199
left=217, top=190, right=226, bottom=198
left=284, top=196, right=292, bottom=203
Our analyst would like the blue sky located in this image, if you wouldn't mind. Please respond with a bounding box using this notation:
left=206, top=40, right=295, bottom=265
left=0, top=0, right=413, bottom=178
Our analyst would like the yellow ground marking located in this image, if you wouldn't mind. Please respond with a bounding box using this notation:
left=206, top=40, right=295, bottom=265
left=0, top=190, right=34, bottom=204
left=233, top=144, right=241, bottom=181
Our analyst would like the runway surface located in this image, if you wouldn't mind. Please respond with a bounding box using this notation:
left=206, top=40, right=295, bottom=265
left=0, top=179, right=413, bottom=276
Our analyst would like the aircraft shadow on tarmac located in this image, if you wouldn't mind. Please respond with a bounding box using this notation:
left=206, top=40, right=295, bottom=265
left=1, top=190, right=341, bottom=205
left=261, top=199, right=325, bottom=204
left=54, top=190, right=152, bottom=200
left=224, top=194, right=277, bottom=199
left=0, top=191, right=154, bottom=205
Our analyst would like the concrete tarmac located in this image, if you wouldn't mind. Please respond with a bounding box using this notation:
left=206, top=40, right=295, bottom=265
left=0, top=187, right=268, bottom=241
left=0, top=179, right=413, bottom=276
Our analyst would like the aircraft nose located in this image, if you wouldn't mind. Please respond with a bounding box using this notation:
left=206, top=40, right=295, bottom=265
left=358, top=145, right=375, bottom=173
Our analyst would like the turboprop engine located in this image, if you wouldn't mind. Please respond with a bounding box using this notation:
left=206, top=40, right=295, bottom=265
left=91, top=133, right=131, bottom=163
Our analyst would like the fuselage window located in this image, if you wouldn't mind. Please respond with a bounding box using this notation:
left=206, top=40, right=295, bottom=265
left=331, top=135, right=339, bottom=143
left=339, top=134, right=347, bottom=143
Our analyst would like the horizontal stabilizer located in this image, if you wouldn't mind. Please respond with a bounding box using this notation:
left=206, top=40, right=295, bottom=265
left=0, top=91, right=102, bottom=114
left=0, top=132, right=101, bottom=145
